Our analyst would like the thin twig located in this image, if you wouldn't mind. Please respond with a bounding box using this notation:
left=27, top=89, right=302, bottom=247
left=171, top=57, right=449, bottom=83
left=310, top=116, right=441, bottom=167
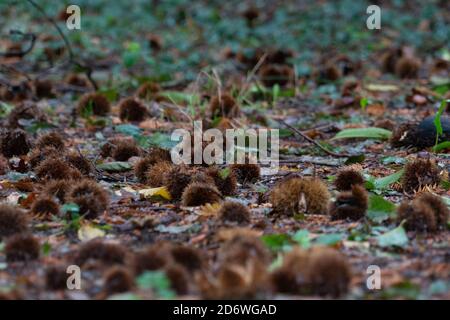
left=56, top=83, right=91, bottom=93
left=0, top=62, right=32, bottom=81
left=26, top=0, right=99, bottom=90
left=278, top=158, right=342, bottom=166
left=237, top=53, right=268, bottom=103
left=0, top=30, right=36, bottom=58
left=26, top=0, right=74, bottom=59
left=300, top=123, right=337, bottom=133
left=109, top=203, right=171, bottom=211
left=277, top=119, right=352, bottom=158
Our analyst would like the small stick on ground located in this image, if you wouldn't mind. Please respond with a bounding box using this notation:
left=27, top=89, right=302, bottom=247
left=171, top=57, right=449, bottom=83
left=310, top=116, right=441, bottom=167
left=278, top=157, right=342, bottom=166
left=277, top=119, right=352, bottom=158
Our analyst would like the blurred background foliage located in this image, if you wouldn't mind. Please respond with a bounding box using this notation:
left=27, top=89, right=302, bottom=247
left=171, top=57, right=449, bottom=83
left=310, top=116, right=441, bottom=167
left=0, top=0, right=449, bottom=83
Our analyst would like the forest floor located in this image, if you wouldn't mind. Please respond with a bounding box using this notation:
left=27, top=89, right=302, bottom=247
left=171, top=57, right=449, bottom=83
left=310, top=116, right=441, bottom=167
left=0, top=0, right=449, bottom=299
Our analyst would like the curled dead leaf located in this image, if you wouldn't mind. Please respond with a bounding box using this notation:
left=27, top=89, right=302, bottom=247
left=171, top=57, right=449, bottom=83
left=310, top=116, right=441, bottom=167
left=138, top=186, right=172, bottom=201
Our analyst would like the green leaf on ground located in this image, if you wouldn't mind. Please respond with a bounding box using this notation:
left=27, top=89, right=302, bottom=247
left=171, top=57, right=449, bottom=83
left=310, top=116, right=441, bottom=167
left=345, top=154, right=365, bottom=165
left=432, top=141, right=450, bottom=152
left=314, top=233, right=344, bottom=246
left=367, top=195, right=397, bottom=223
left=141, top=132, right=180, bottom=150
left=0, top=102, right=14, bottom=118
left=108, top=293, right=141, bottom=300
left=136, top=271, right=175, bottom=299
left=360, top=97, right=368, bottom=110
left=218, top=167, right=231, bottom=179
left=374, top=169, right=404, bottom=190
left=380, top=281, right=421, bottom=299
left=115, top=124, right=142, bottom=138
left=381, top=156, right=406, bottom=165
left=376, top=223, right=408, bottom=248
left=160, top=91, right=200, bottom=105
left=61, top=203, right=80, bottom=216
left=332, top=127, right=392, bottom=140
left=292, top=230, right=311, bottom=249
left=261, top=234, right=292, bottom=252
left=434, top=100, right=448, bottom=146
left=41, top=242, right=52, bottom=256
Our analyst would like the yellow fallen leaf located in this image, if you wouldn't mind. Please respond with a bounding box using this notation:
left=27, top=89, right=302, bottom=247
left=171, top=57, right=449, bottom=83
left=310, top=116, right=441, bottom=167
left=365, top=83, right=399, bottom=92
left=122, top=186, right=137, bottom=193
left=343, top=240, right=370, bottom=250
left=198, top=202, right=222, bottom=217
left=139, top=186, right=172, bottom=200
left=78, top=224, right=105, bottom=242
